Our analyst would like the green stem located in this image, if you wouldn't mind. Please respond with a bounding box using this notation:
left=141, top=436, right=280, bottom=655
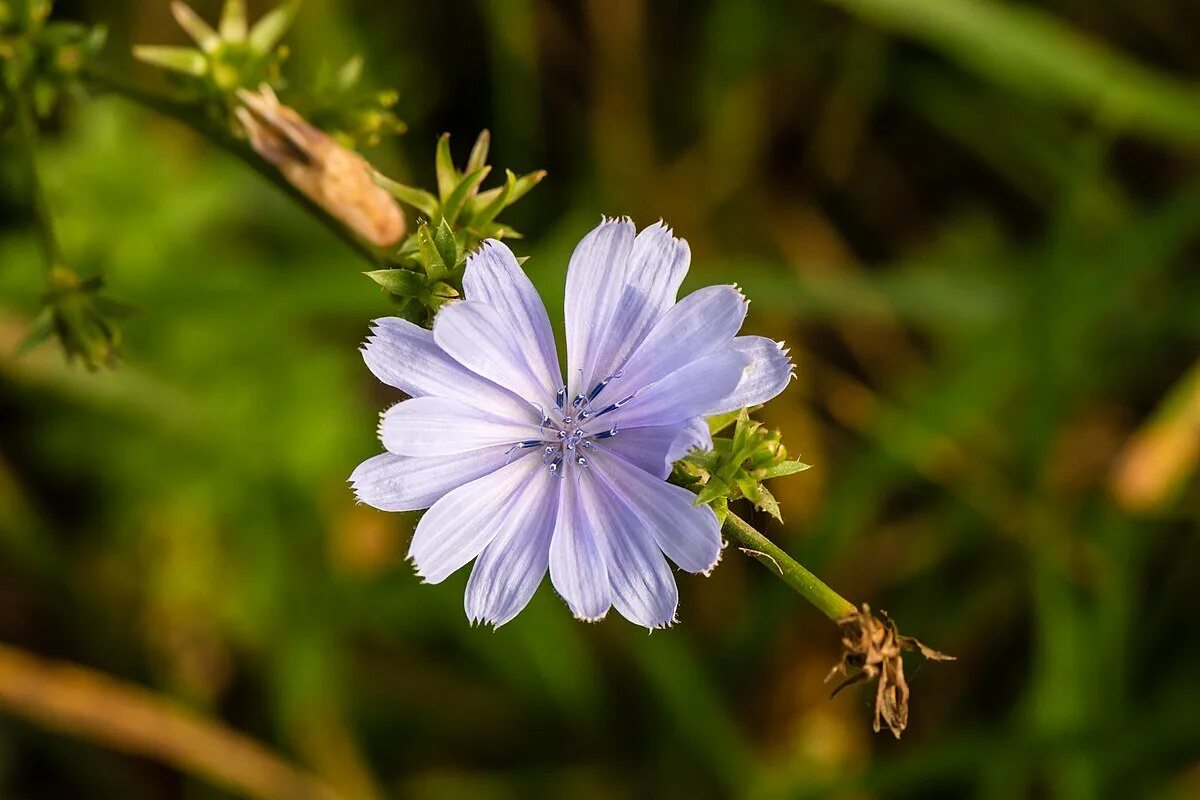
left=80, top=70, right=388, bottom=268
left=14, top=91, right=62, bottom=270
left=722, top=511, right=857, bottom=622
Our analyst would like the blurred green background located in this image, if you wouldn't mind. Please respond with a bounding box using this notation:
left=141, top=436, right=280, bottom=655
left=2, top=0, right=1199, bottom=797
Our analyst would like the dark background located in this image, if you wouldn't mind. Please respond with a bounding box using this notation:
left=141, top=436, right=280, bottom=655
left=1, top=0, right=1198, bottom=797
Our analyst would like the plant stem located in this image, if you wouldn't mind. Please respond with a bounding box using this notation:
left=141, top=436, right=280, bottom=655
left=14, top=91, right=62, bottom=270
left=722, top=511, right=857, bottom=622
left=80, top=70, right=388, bottom=268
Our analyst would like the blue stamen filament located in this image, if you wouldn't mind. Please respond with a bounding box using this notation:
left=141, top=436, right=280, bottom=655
left=527, top=378, right=626, bottom=476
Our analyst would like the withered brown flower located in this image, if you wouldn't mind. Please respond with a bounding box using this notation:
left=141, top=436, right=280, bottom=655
left=826, top=603, right=955, bottom=738
left=235, top=84, right=405, bottom=248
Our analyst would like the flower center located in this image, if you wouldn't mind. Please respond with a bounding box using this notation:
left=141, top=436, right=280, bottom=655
left=506, top=374, right=631, bottom=477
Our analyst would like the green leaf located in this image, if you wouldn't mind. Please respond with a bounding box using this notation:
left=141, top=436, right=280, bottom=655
left=471, top=169, right=515, bottom=227
left=755, top=485, right=783, bottom=523
left=133, top=45, right=208, bottom=76
left=694, top=476, right=733, bottom=507
left=364, top=268, right=425, bottom=296
left=432, top=217, right=458, bottom=270
left=248, top=0, right=298, bottom=54
left=372, top=172, right=439, bottom=217
left=15, top=308, right=55, bottom=357
left=428, top=281, right=459, bottom=299
left=465, top=129, right=490, bottom=175
left=416, top=222, right=447, bottom=281
left=706, top=410, right=741, bottom=436
left=506, top=169, right=546, bottom=206
left=170, top=1, right=220, bottom=53
left=756, top=460, right=812, bottom=480
left=218, top=0, right=247, bottom=41
left=735, top=476, right=762, bottom=505
left=434, top=133, right=457, bottom=200
left=441, top=166, right=490, bottom=226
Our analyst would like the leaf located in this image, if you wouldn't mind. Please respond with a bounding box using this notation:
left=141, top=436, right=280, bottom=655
left=735, top=476, right=762, bottom=505
left=416, top=223, right=447, bottom=281
left=506, top=169, right=546, bottom=206
left=432, top=217, right=458, bottom=270
left=133, top=46, right=208, bottom=76
left=706, top=411, right=741, bottom=436
left=434, top=133, right=457, bottom=200
left=170, top=1, right=220, bottom=53
left=248, top=0, right=298, bottom=54
left=465, top=129, right=490, bottom=175
left=754, top=485, right=783, bottom=523
left=364, top=268, right=425, bottom=296
left=441, top=166, right=490, bottom=226
left=372, top=172, right=439, bottom=217
left=694, top=476, right=733, bottom=507
left=756, top=460, right=812, bottom=480
left=470, top=169, right=515, bottom=228
left=15, top=308, right=55, bottom=357
left=218, top=0, right=247, bottom=42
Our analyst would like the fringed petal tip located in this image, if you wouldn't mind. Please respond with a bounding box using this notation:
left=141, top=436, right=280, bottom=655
left=597, top=213, right=635, bottom=227
left=572, top=609, right=610, bottom=624
left=699, top=539, right=727, bottom=578
left=642, top=610, right=680, bottom=633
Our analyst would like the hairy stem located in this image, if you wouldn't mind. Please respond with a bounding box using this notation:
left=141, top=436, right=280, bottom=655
left=14, top=91, right=62, bottom=270
left=81, top=70, right=388, bottom=268
left=722, top=511, right=856, bottom=622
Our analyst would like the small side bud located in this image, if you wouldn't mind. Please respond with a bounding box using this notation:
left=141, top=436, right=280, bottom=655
left=235, top=85, right=405, bottom=248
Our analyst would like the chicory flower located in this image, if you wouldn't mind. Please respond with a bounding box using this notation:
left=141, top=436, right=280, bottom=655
left=351, top=218, right=792, bottom=627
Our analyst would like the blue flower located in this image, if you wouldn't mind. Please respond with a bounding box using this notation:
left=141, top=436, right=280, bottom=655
left=351, top=218, right=793, bottom=627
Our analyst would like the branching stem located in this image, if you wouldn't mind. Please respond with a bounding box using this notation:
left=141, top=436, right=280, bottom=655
left=81, top=70, right=389, bottom=268
left=14, top=90, right=62, bottom=270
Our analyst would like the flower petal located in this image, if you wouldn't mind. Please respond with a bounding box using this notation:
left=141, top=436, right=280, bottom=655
left=349, top=447, right=513, bottom=512
left=434, top=300, right=555, bottom=409
left=409, top=453, right=543, bottom=583
left=464, top=466, right=559, bottom=627
left=463, top=240, right=563, bottom=402
left=705, top=336, right=795, bottom=415
left=575, top=221, right=692, bottom=395
left=593, top=450, right=722, bottom=575
left=380, top=396, right=542, bottom=456
left=362, top=316, right=535, bottom=422
left=597, top=418, right=712, bottom=479
left=581, top=468, right=679, bottom=628
left=592, top=284, right=746, bottom=407
left=548, top=472, right=611, bottom=621
left=601, top=348, right=750, bottom=429
left=563, top=217, right=636, bottom=398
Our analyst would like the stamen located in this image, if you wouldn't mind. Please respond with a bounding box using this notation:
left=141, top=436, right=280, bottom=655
left=505, top=439, right=543, bottom=454
left=595, top=394, right=636, bottom=418
left=588, top=370, right=623, bottom=402
left=594, top=426, right=619, bottom=439
left=555, top=386, right=566, bottom=412
left=576, top=455, right=589, bottom=468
